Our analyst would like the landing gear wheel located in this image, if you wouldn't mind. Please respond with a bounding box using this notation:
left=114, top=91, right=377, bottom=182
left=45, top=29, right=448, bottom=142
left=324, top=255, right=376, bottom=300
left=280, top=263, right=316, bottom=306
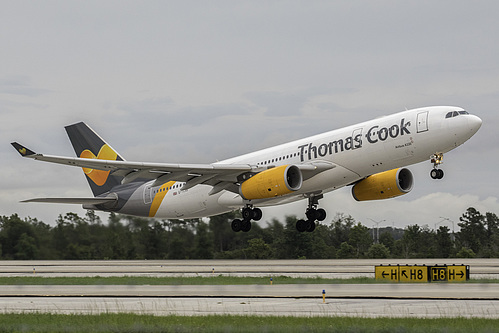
left=252, top=208, right=262, bottom=221
left=296, top=219, right=308, bottom=233
left=231, top=219, right=242, bottom=232
left=242, top=207, right=253, bottom=220
left=300, top=195, right=326, bottom=232
left=316, top=208, right=326, bottom=222
left=241, top=220, right=252, bottom=232
left=234, top=207, right=262, bottom=232
left=306, top=208, right=318, bottom=221
left=430, top=169, right=444, bottom=180
left=306, top=220, right=316, bottom=232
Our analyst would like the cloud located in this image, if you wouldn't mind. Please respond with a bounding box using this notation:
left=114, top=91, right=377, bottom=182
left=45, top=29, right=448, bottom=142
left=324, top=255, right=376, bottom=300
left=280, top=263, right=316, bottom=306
left=1, top=1, right=498, bottom=226
left=0, top=76, right=50, bottom=97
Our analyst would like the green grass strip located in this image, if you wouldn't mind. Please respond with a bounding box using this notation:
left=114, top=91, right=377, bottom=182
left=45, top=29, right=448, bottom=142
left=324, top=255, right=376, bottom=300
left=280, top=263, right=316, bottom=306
left=0, top=313, right=497, bottom=333
left=0, top=275, right=496, bottom=285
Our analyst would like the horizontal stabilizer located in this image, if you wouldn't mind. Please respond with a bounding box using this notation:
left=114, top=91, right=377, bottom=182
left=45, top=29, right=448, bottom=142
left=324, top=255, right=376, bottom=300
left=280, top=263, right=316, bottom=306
left=21, top=197, right=117, bottom=205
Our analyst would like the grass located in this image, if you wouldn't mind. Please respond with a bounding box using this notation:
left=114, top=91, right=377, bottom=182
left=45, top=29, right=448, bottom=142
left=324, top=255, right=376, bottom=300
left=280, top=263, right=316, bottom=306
left=0, top=275, right=496, bottom=285
left=0, top=313, right=497, bottom=333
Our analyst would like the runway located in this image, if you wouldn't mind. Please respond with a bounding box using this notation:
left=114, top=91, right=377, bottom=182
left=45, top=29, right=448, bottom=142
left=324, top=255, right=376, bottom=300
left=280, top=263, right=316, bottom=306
left=1, top=259, right=498, bottom=318
left=1, top=259, right=499, bottom=278
left=2, top=297, right=498, bottom=318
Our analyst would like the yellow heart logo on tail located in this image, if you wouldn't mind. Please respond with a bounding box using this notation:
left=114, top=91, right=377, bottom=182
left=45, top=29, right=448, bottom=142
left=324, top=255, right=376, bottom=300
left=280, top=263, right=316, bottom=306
left=19, top=148, right=27, bottom=155
left=80, top=144, right=118, bottom=186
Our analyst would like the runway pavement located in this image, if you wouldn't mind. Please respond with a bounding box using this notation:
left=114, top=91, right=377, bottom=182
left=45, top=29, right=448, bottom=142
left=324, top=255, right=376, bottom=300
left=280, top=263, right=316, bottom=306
left=1, top=259, right=498, bottom=278
left=1, top=297, right=498, bottom=318
left=1, top=284, right=498, bottom=299
left=1, top=259, right=498, bottom=318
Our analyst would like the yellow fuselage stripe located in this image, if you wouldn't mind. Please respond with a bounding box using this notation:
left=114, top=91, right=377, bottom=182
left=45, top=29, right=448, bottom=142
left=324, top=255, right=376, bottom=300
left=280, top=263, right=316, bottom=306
left=149, top=181, right=176, bottom=217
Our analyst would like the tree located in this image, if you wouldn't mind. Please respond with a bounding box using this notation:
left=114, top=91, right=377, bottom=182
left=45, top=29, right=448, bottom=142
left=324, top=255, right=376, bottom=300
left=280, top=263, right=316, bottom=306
left=337, top=242, right=355, bottom=259
left=0, top=214, right=37, bottom=259
left=457, top=207, right=486, bottom=254
left=14, top=233, right=38, bottom=259
left=484, top=212, right=499, bottom=257
left=400, top=225, right=422, bottom=258
left=348, top=223, right=372, bottom=258
left=193, top=221, right=213, bottom=259
left=167, top=224, right=195, bottom=259
left=209, top=212, right=237, bottom=253
left=367, top=243, right=390, bottom=259
left=328, top=213, right=354, bottom=248
left=379, top=231, right=395, bottom=253
left=435, top=226, right=453, bottom=258
left=244, top=238, right=272, bottom=259
left=456, top=247, right=476, bottom=258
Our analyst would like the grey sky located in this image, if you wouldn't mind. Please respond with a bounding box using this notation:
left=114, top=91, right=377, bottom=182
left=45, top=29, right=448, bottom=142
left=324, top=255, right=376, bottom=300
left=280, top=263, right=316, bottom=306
left=2, top=1, right=498, bottom=229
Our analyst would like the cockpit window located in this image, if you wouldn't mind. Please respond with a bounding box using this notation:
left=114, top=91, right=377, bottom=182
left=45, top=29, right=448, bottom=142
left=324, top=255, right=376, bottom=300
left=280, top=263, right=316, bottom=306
left=446, top=110, right=470, bottom=118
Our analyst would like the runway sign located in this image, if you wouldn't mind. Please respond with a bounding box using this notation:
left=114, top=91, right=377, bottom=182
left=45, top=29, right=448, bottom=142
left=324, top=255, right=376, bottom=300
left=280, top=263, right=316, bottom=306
left=430, top=265, right=469, bottom=282
left=375, top=265, right=428, bottom=282
left=375, top=264, right=469, bottom=283
left=430, top=266, right=447, bottom=282
left=375, top=265, right=400, bottom=282
left=447, top=265, right=469, bottom=282
left=399, top=266, right=428, bottom=282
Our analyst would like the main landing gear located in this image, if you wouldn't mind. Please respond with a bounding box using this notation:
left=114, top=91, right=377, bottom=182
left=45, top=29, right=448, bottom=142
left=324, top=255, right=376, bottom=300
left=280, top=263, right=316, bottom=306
left=296, top=195, right=326, bottom=233
left=231, top=206, right=262, bottom=232
left=430, top=153, right=444, bottom=180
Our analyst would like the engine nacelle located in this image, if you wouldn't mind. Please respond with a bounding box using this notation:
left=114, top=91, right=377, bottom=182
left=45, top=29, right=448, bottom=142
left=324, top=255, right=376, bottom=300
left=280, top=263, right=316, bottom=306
left=352, top=168, right=414, bottom=201
left=240, top=165, right=302, bottom=200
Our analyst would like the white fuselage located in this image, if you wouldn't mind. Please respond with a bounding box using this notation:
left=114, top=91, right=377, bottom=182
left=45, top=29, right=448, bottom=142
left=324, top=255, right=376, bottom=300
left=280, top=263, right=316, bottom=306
left=118, top=106, right=481, bottom=219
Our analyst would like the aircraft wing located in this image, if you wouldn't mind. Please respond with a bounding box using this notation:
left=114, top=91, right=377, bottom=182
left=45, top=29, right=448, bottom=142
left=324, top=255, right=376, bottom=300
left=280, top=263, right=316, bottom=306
left=21, top=197, right=117, bottom=205
left=11, top=142, right=332, bottom=194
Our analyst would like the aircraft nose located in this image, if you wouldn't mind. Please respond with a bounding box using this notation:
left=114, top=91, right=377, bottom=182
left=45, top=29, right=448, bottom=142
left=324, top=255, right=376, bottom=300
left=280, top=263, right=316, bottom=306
left=468, top=115, right=482, bottom=134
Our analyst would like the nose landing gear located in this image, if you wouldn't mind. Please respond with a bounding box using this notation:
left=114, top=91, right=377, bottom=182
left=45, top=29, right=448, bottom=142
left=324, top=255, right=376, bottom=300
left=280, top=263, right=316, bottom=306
left=430, top=153, right=444, bottom=179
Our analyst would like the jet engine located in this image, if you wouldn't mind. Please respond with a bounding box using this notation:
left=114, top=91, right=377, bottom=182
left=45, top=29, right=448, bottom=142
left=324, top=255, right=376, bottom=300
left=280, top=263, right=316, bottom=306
left=240, top=165, right=303, bottom=200
left=352, top=168, right=413, bottom=201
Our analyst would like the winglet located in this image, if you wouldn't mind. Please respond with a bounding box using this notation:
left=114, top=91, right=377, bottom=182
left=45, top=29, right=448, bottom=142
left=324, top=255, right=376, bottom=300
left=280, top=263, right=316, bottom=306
left=11, top=142, right=36, bottom=157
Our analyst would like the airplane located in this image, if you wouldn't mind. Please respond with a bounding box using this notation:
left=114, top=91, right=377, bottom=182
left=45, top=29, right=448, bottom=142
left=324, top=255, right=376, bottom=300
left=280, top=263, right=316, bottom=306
left=11, top=106, right=481, bottom=233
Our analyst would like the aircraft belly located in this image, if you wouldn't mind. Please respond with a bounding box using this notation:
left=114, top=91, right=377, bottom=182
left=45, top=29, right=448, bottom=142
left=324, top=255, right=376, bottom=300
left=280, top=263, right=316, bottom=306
left=299, top=165, right=359, bottom=194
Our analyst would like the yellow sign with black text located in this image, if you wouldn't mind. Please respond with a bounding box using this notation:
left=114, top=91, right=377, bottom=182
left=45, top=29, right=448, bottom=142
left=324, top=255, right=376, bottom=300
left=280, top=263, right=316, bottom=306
left=447, top=265, right=468, bottom=282
left=375, top=264, right=469, bottom=283
left=375, top=265, right=400, bottom=282
left=399, top=266, right=428, bottom=282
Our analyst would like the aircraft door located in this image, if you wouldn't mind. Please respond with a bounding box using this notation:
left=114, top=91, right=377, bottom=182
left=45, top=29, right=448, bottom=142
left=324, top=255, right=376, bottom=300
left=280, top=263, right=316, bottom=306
left=417, top=111, right=429, bottom=133
left=144, top=185, right=152, bottom=204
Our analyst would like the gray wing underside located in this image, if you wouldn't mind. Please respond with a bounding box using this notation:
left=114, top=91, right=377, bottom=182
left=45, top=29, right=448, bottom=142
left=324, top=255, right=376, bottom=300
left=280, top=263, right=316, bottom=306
left=21, top=197, right=117, bottom=205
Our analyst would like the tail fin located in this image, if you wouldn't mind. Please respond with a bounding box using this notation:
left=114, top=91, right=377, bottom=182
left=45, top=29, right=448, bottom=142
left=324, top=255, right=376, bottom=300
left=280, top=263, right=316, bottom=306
left=65, top=122, right=125, bottom=196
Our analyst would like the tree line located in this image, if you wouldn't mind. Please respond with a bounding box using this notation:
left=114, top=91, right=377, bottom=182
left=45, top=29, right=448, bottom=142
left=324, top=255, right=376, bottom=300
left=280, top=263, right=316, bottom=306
left=0, top=207, right=497, bottom=260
